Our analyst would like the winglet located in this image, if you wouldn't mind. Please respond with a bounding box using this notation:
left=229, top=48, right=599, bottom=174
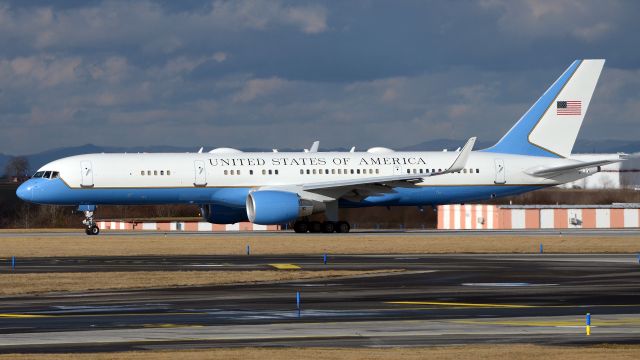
left=309, top=141, right=320, bottom=153
left=446, top=137, right=476, bottom=173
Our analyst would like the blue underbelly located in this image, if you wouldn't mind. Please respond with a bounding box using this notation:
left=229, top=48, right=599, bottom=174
left=31, top=179, right=544, bottom=207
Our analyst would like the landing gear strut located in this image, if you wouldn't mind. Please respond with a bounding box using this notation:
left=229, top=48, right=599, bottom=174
left=293, top=220, right=350, bottom=233
left=82, top=209, right=100, bottom=235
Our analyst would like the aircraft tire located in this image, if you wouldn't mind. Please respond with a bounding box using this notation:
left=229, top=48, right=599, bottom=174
left=322, top=221, right=336, bottom=233
left=293, top=221, right=309, bottom=233
left=90, top=226, right=100, bottom=235
left=308, top=221, right=323, bottom=233
left=335, top=221, right=350, bottom=233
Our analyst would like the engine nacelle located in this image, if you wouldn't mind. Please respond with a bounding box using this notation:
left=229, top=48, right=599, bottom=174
left=200, top=204, right=248, bottom=224
left=246, top=190, right=316, bottom=225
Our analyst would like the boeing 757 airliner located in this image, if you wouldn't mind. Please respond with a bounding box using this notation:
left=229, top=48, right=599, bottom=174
left=17, top=59, right=624, bottom=235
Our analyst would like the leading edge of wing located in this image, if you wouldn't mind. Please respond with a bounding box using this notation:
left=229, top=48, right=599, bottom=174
left=301, top=137, right=476, bottom=191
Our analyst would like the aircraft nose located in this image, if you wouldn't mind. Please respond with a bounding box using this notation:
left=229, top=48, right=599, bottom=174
left=16, top=181, right=34, bottom=202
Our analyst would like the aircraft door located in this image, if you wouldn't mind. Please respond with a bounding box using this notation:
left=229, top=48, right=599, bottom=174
left=194, top=160, right=207, bottom=186
left=80, top=161, right=94, bottom=187
left=494, top=159, right=506, bottom=184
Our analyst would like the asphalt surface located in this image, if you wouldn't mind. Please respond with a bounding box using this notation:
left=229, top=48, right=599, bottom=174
left=1, top=253, right=640, bottom=352
left=1, top=228, right=640, bottom=237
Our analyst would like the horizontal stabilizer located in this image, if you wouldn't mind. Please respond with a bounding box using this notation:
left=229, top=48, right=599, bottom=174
left=526, top=157, right=623, bottom=177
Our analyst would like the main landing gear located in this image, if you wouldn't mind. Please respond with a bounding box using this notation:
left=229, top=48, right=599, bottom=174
left=81, top=208, right=100, bottom=236
left=293, top=220, right=350, bottom=233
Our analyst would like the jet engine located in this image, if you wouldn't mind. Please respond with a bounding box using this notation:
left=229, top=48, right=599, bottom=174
left=246, top=190, right=323, bottom=225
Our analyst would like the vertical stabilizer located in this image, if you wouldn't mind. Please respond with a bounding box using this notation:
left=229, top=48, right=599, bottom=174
left=484, top=59, right=605, bottom=158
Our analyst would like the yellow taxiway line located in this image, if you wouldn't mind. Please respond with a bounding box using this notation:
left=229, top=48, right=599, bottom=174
left=386, top=301, right=535, bottom=308
left=269, top=263, right=301, bottom=270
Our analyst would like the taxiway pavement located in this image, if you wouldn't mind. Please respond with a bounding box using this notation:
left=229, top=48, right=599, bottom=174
left=1, top=253, right=639, bottom=352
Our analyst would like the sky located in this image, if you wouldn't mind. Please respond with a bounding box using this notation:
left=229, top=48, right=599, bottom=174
left=1, top=0, right=639, bottom=155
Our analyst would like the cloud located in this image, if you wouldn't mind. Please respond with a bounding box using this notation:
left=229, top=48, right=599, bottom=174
left=232, top=77, right=289, bottom=103
left=210, top=0, right=328, bottom=34
left=0, top=0, right=328, bottom=57
left=0, top=1, right=639, bottom=155
left=479, top=0, right=617, bottom=41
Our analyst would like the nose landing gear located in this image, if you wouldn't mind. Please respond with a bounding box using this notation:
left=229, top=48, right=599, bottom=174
left=78, top=205, right=100, bottom=235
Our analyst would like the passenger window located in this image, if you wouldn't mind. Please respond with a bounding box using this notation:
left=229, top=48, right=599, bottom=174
left=306, top=169, right=310, bottom=175
left=167, top=170, right=171, bottom=176
left=268, top=170, right=272, bottom=175
left=141, top=171, right=145, bottom=176
left=463, top=169, right=467, bottom=174
left=338, top=169, right=342, bottom=174
left=300, top=169, right=304, bottom=175
left=350, top=169, right=354, bottom=174
left=476, top=169, right=480, bottom=173
left=147, top=171, right=151, bottom=175
left=262, top=169, right=266, bottom=175
left=438, top=169, right=442, bottom=172
left=230, top=170, right=235, bottom=175
left=237, top=170, right=241, bottom=175
left=406, top=169, right=411, bottom=174
left=275, top=170, right=279, bottom=175
left=312, top=169, right=316, bottom=174
left=332, top=169, right=336, bottom=174
left=375, top=169, right=380, bottom=174
left=224, top=170, right=228, bottom=175
left=154, top=170, right=158, bottom=176
left=161, top=170, right=164, bottom=175
left=369, top=169, right=373, bottom=174
left=325, top=169, right=329, bottom=174
left=250, top=170, right=254, bottom=175
left=357, top=169, right=360, bottom=174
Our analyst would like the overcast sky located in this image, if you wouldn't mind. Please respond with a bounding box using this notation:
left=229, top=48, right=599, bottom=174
left=1, top=0, right=639, bottom=154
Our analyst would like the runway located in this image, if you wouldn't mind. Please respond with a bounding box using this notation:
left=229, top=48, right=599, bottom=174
left=1, top=253, right=640, bottom=352
left=1, top=228, right=639, bottom=238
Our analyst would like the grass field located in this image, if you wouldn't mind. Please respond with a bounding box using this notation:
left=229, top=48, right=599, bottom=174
left=0, top=232, right=639, bottom=257
left=2, top=345, right=640, bottom=360
left=0, top=270, right=394, bottom=295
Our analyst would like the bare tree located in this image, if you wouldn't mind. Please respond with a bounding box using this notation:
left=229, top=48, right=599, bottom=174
left=4, top=156, right=30, bottom=179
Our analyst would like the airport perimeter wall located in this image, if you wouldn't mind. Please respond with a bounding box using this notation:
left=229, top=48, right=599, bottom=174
left=437, top=204, right=640, bottom=230
left=97, top=220, right=280, bottom=231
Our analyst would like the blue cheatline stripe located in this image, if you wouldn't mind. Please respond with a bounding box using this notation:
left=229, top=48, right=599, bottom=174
left=482, top=60, right=582, bottom=158
left=21, top=178, right=543, bottom=210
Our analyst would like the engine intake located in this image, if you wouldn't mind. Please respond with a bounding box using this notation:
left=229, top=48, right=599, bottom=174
left=246, top=190, right=315, bottom=225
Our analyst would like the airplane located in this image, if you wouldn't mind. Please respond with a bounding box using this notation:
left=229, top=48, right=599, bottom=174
left=17, top=59, right=624, bottom=235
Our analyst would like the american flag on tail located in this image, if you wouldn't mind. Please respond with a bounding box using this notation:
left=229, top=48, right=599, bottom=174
left=556, top=100, right=581, bottom=115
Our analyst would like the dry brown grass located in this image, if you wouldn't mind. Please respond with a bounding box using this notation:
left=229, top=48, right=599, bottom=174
left=0, top=270, right=390, bottom=296
left=2, top=345, right=640, bottom=360
left=0, top=233, right=639, bottom=257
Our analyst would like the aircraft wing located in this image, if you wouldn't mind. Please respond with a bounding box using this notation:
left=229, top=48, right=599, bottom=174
left=301, top=137, right=476, bottom=192
left=526, top=156, right=624, bottom=177
left=255, top=138, right=475, bottom=202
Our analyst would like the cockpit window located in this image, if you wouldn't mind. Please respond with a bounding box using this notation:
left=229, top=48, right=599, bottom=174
left=33, top=171, right=44, bottom=178
left=43, top=171, right=52, bottom=179
left=51, top=171, right=59, bottom=178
